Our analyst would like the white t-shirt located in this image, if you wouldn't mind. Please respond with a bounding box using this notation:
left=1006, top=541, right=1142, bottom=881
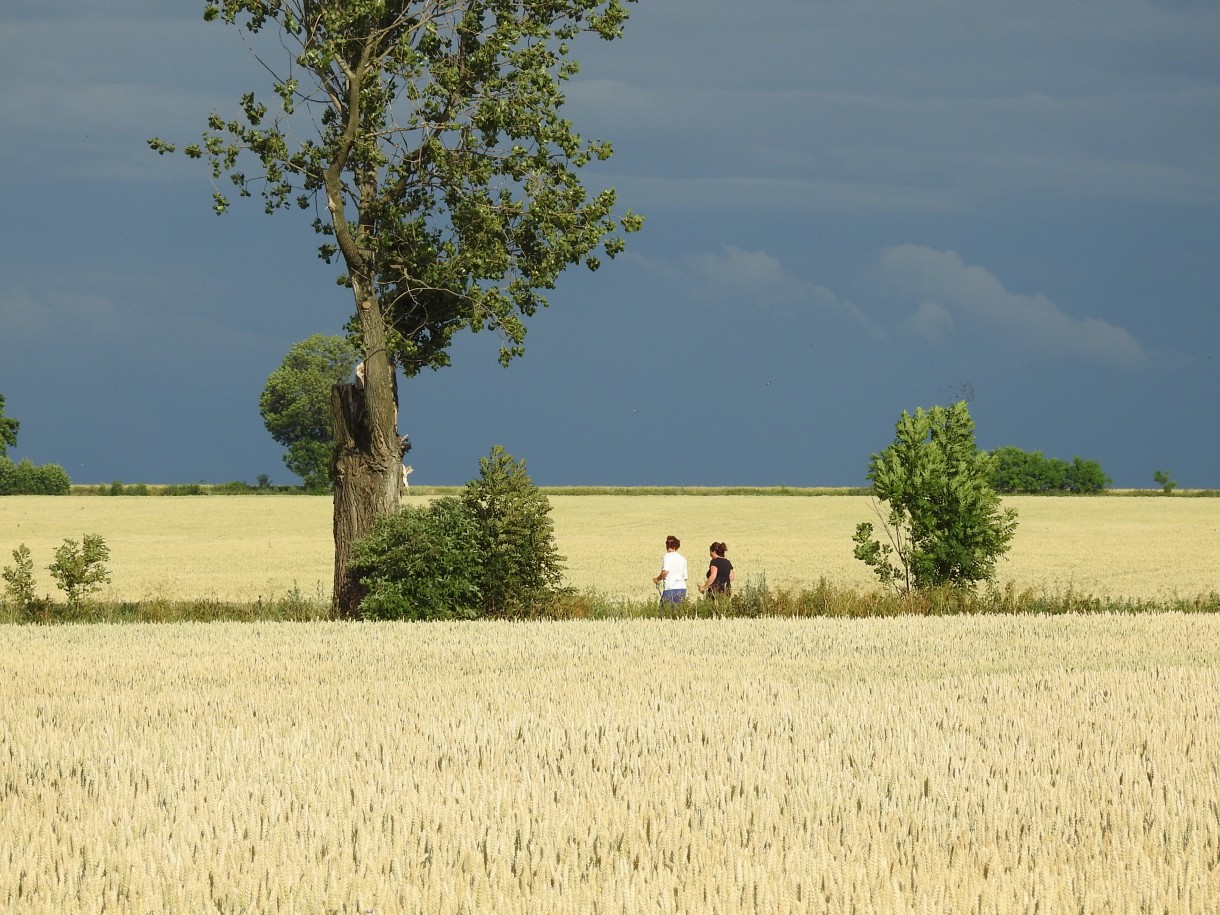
left=661, top=551, right=688, bottom=591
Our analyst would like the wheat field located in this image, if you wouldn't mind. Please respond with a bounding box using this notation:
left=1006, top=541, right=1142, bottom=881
left=2, top=615, right=1218, bottom=914
left=1, top=494, right=1218, bottom=603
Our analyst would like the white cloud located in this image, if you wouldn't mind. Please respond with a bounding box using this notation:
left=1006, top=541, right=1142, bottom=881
left=906, top=301, right=955, bottom=344
left=878, top=245, right=1148, bottom=366
left=631, top=246, right=888, bottom=340
left=681, top=246, right=814, bottom=308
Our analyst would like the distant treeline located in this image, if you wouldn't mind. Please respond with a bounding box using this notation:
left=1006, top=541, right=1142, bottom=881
left=989, top=447, right=1110, bottom=494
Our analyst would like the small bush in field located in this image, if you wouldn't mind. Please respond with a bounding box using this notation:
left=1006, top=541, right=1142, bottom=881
left=350, top=446, right=566, bottom=620
left=351, top=497, right=482, bottom=619
left=48, top=534, right=111, bottom=608
left=3, top=544, right=36, bottom=610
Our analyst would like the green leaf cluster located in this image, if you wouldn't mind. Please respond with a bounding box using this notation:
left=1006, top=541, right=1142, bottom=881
left=853, top=402, right=1018, bottom=592
left=350, top=445, right=566, bottom=618
left=259, top=334, right=362, bottom=490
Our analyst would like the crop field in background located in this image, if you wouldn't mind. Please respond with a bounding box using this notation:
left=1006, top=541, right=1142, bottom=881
left=1, top=494, right=1218, bottom=603
left=3, top=616, right=1219, bottom=913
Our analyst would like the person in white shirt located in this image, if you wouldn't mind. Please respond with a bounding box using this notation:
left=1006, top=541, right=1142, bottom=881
left=652, top=534, right=688, bottom=604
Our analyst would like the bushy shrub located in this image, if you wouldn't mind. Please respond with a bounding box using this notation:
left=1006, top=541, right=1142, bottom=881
left=2, top=544, right=36, bottom=610
left=350, top=497, right=483, bottom=620
left=161, top=484, right=206, bottom=496
left=350, top=446, right=566, bottom=620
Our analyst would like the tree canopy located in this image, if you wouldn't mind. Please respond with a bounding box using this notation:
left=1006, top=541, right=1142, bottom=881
left=260, top=334, right=361, bottom=490
left=152, top=0, right=642, bottom=374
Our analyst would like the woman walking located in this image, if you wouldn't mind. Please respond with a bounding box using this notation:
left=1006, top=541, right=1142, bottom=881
left=652, top=535, right=688, bottom=604
left=698, top=542, right=734, bottom=599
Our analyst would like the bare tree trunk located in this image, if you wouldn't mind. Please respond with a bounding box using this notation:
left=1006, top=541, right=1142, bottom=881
left=331, top=285, right=403, bottom=618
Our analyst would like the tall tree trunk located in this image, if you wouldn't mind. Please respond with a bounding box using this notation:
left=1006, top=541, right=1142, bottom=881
left=331, top=284, right=403, bottom=618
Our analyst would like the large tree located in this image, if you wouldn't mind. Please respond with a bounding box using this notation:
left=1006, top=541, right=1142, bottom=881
left=152, top=0, right=642, bottom=615
left=260, top=334, right=362, bottom=491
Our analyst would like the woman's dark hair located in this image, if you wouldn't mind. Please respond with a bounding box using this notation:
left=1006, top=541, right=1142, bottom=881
left=710, top=542, right=727, bottom=556
left=666, top=535, right=680, bottom=550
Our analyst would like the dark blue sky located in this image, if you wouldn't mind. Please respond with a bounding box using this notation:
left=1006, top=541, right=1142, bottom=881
left=2, top=1, right=1218, bottom=487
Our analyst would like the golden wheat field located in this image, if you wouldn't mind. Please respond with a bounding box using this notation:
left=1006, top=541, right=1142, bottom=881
left=2, top=616, right=1219, bottom=914
left=1, top=494, right=1218, bottom=603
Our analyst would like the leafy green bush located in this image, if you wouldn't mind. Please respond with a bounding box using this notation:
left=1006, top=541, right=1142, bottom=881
left=350, top=497, right=483, bottom=619
left=350, top=446, right=566, bottom=620
left=853, top=402, right=1018, bottom=592
left=2, top=544, right=36, bottom=610
left=48, top=534, right=111, bottom=608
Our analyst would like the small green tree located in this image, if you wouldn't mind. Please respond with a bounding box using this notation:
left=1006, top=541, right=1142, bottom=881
left=0, top=394, right=17, bottom=459
left=1063, top=456, right=1110, bottom=494
left=853, top=402, right=1018, bottom=592
left=2, top=544, right=36, bottom=611
left=48, top=535, right=111, bottom=609
left=1153, top=469, right=1177, bottom=495
left=260, top=334, right=362, bottom=491
left=462, top=445, right=566, bottom=616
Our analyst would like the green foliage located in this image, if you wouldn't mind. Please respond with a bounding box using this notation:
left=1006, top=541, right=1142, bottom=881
left=853, top=402, right=1018, bottom=592
left=990, top=446, right=1111, bottom=494
left=350, top=446, right=566, bottom=619
left=0, top=394, right=17, bottom=458
left=260, top=334, right=361, bottom=490
left=351, top=497, right=483, bottom=620
left=1153, top=469, right=1177, bottom=495
left=0, top=458, right=71, bottom=495
left=98, top=481, right=152, bottom=496
left=160, top=484, right=207, bottom=496
left=47, top=534, right=112, bottom=609
left=462, top=446, right=567, bottom=616
left=2, top=544, right=36, bottom=610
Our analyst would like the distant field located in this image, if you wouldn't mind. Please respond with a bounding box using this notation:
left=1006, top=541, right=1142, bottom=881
left=2, top=493, right=1218, bottom=602
left=3, top=616, right=1218, bottom=912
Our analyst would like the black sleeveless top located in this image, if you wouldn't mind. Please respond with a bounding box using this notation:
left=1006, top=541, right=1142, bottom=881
left=707, top=557, right=733, bottom=593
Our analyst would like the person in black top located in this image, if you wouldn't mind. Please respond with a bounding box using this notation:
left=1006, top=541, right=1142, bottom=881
left=698, top=542, right=735, bottom=598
